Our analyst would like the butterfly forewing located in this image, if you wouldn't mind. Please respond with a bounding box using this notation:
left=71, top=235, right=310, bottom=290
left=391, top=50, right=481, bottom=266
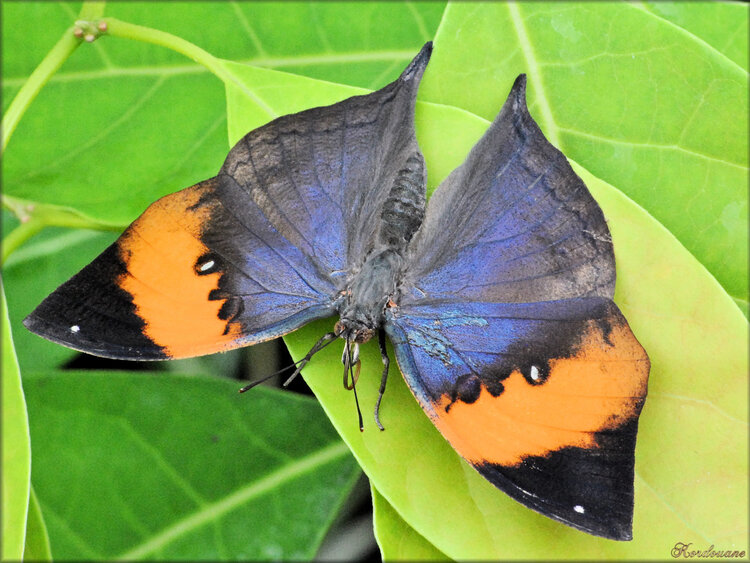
left=24, top=46, right=433, bottom=359
left=403, top=75, right=615, bottom=304
left=23, top=177, right=336, bottom=359
left=219, top=43, right=431, bottom=276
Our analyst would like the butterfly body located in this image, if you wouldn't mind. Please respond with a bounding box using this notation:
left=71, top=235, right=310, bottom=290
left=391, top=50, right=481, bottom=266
left=335, top=150, right=426, bottom=343
left=25, top=43, right=650, bottom=541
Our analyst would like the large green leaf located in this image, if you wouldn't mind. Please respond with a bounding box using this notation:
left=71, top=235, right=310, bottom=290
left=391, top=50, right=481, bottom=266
left=1, top=279, right=31, bottom=561
left=640, top=1, right=749, bottom=70
left=2, top=1, right=444, bottom=225
left=105, top=1, right=446, bottom=87
left=23, top=371, right=359, bottom=560
left=418, top=2, right=749, bottom=311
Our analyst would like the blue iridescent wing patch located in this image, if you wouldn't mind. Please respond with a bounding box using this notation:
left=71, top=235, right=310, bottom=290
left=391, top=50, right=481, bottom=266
left=403, top=75, right=615, bottom=305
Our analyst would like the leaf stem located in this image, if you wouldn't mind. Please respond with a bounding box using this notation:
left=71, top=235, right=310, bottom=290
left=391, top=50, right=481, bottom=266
left=102, top=18, right=231, bottom=86
left=1, top=219, right=45, bottom=265
left=78, top=1, right=106, bottom=21
left=1, top=30, right=80, bottom=154
left=1, top=195, right=123, bottom=265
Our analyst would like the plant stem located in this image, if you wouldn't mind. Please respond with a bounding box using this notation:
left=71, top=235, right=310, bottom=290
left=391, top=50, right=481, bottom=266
left=1, top=195, right=124, bottom=264
left=103, top=18, right=229, bottom=86
left=1, top=30, right=80, bottom=154
left=79, top=1, right=106, bottom=20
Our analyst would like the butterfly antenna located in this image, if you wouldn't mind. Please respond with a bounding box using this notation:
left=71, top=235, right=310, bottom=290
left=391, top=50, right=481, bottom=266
left=238, top=331, right=336, bottom=393
left=282, top=331, right=337, bottom=387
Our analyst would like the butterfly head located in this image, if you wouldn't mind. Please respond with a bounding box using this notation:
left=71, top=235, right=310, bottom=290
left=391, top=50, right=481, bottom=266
left=333, top=318, right=375, bottom=344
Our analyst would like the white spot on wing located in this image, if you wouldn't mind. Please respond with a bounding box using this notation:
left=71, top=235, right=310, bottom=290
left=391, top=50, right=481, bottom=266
left=70, top=325, right=80, bottom=333
left=199, top=260, right=215, bottom=272
left=574, top=505, right=585, bottom=514
left=530, top=365, right=540, bottom=381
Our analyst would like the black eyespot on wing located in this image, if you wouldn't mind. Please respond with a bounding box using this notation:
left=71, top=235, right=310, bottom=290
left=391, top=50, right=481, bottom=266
left=455, top=374, right=482, bottom=403
left=218, top=296, right=244, bottom=322
left=484, top=377, right=506, bottom=397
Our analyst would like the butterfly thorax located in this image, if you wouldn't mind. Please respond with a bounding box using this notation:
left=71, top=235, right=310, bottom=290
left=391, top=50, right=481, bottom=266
left=336, top=248, right=404, bottom=343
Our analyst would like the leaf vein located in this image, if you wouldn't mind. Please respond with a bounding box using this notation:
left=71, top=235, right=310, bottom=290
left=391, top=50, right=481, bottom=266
left=113, top=441, right=350, bottom=560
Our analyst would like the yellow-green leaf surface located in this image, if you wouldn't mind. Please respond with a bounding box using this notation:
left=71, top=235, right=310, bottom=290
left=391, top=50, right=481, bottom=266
left=419, top=2, right=749, bottom=313
left=372, top=485, right=448, bottom=561
left=23, top=487, right=52, bottom=562
left=218, top=63, right=748, bottom=558
left=640, top=1, right=749, bottom=70
left=1, top=279, right=31, bottom=561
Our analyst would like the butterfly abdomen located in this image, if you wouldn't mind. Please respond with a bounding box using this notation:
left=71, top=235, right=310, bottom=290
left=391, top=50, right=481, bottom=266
left=378, top=153, right=426, bottom=248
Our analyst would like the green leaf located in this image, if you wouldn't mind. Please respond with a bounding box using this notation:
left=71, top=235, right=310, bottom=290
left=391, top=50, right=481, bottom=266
left=639, top=1, right=749, bottom=70
left=23, top=486, right=52, bottom=562
left=23, top=371, right=359, bottom=560
left=104, top=1, right=446, bottom=87
left=419, top=2, right=748, bottom=311
left=372, top=485, right=448, bottom=561
left=2, top=1, right=444, bottom=225
left=1, top=278, right=31, bottom=562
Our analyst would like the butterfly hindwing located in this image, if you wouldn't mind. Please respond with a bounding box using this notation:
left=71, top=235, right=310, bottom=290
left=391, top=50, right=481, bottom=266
left=385, top=298, right=649, bottom=539
left=24, top=46, right=433, bottom=359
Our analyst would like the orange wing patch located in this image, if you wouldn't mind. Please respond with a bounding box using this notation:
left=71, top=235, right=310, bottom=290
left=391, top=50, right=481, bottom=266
left=116, top=179, right=242, bottom=358
left=431, top=315, right=649, bottom=467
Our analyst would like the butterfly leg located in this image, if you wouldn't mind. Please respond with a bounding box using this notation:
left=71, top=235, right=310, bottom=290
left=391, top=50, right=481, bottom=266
left=374, top=329, right=390, bottom=431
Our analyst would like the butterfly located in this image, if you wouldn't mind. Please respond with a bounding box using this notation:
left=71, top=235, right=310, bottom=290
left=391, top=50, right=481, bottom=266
left=24, top=42, right=649, bottom=541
